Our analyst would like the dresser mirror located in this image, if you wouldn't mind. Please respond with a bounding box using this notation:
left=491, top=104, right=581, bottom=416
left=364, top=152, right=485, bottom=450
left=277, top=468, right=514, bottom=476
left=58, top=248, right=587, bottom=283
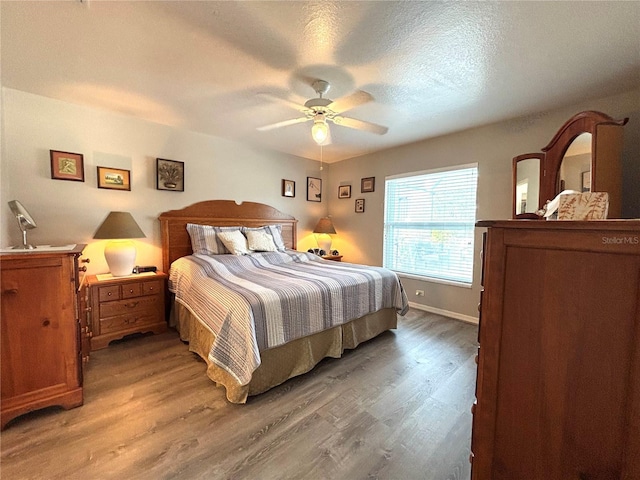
left=512, top=154, right=543, bottom=217
left=558, top=132, right=592, bottom=193
left=512, top=111, right=627, bottom=219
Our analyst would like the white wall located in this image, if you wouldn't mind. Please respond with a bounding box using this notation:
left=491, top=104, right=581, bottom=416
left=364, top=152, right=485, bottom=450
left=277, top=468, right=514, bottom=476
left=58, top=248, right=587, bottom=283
left=0, top=88, right=327, bottom=275
left=327, top=89, right=640, bottom=321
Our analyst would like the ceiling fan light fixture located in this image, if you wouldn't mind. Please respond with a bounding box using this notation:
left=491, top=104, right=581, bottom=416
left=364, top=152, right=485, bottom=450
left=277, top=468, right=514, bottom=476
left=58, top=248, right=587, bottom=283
left=311, top=116, right=329, bottom=145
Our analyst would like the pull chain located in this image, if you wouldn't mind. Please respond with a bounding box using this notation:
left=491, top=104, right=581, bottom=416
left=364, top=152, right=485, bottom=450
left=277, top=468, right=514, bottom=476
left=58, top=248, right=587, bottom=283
left=320, top=144, right=323, bottom=171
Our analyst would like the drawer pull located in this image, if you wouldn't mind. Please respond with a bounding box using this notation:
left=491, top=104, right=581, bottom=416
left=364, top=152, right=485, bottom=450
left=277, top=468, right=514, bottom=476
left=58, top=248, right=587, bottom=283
left=42, top=319, right=51, bottom=327
left=4, top=288, right=18, bottom=294
left=124, top=318, right=138, bottom=324
left=125, top=301, right=139, bottom=309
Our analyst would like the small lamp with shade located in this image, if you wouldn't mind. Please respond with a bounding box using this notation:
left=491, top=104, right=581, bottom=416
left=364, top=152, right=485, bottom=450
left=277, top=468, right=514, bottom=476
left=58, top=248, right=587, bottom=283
left=313, top=216, right=336, bottom=253
left=93, top=211, right=145, bottom=276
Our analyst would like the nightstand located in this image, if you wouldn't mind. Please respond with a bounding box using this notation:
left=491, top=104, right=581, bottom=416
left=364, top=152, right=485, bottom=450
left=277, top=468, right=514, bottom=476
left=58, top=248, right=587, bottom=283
left=84, top=272, right=167, bottom=350
left=322, top=255, right=343, bottom=262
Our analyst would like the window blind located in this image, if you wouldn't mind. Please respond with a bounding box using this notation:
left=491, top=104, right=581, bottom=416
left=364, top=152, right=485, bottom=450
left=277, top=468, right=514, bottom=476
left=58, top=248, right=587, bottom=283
left=383, top=164, right=478, bottom=285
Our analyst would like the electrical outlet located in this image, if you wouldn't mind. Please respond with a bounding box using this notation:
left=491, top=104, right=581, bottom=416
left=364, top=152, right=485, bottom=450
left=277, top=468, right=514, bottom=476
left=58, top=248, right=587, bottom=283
left=415, top=290, right=424, bottom=297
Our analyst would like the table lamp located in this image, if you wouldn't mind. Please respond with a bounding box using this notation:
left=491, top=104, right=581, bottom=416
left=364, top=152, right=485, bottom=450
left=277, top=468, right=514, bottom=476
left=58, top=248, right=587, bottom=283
left=93, top=211, right=146, bottom=276
left=313, top=216, right=336, bottom=253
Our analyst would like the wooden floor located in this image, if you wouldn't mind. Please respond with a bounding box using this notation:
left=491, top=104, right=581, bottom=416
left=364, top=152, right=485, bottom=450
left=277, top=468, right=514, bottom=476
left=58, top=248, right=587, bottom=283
left=1, top=309, right=478, bottom=480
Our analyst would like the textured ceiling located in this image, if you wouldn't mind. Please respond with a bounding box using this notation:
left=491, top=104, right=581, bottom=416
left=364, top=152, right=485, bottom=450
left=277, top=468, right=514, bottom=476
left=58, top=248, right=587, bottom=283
left=2, top=1, right=639, bottom=163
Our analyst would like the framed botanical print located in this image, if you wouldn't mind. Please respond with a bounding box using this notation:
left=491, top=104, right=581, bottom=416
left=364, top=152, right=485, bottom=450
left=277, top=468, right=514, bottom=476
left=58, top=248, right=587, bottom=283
left=50, top=150, right=84, bottom=182
left=307, top=177, right=322, bottom=202
left=282, top=179, right=295, bottom=197
left=156, top=158, right=184, bottom=191
left=338, top=185, right=351, bottom=198
left=361, top=176, right=375, bottom=193
left=355, top=198, right=365, bottom=213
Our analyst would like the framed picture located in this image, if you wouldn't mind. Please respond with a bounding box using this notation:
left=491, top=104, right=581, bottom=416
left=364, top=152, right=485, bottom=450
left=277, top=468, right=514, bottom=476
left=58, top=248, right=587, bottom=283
left=361, top=176, right=375, bottom=193
left=282, top=179, right=295, bottom=197
left=307, top=177, right=322, bottom=202
left=50, top=150, right=84, bottom=182
left=97, top=166, right=131, bottom=191
left=355, top=198, right=365, bottom=213
left=156, top=158, right=184, bottom=191
left=338, top=185, right=351, bottom=198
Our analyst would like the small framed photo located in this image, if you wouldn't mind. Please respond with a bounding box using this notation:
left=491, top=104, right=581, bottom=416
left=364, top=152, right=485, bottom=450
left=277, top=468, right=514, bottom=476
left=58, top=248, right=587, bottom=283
left=50, top=150, right=84, bottom=182
left=355, top=198, right=365, bottom=213
left=361, top=176, right=375, bottom=193
left=156, top=158, right=184, bottom=191
left=307, top=177, right=322, bottom=202
left=97, top=166, right=131, bottom=191
left=338, top=185, right=351, bottom=199
left=282, top=179, right=295, bottom=197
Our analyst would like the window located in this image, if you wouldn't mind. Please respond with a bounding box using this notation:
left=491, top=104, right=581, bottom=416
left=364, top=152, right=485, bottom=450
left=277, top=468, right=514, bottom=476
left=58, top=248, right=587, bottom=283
left=383, top=164, right=478, bottom=285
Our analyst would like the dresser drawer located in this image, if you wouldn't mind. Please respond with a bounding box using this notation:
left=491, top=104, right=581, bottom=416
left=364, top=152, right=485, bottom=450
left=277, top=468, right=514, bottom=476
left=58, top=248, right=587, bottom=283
left=99, top=311, right=160, bottom=335
left=142, top=280, right=162, bottom=296
left=99, top=295, right=160, bottom=319
left=121, top=282, right=142, bottom=299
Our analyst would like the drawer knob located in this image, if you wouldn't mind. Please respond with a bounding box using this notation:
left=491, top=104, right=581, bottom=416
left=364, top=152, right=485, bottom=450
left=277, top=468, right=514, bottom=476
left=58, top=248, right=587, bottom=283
left=42, top=319, right=51, bottom=327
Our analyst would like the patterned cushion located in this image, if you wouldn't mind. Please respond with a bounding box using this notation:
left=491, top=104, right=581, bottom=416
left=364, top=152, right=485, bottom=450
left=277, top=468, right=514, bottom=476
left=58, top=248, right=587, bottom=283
left=246, top=229, right=278, bottom=252
left=242, top=225, right=286, bottom=252
left=217, top=230, right=251, bottom=255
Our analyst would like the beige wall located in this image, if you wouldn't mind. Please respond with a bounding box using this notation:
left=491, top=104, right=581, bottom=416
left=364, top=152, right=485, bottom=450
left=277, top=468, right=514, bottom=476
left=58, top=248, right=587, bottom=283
left=0, top=88, right=328, bottom=275
left=2, top=87, right=638, bottom=321
left=327, top=89, right=640, bottom=321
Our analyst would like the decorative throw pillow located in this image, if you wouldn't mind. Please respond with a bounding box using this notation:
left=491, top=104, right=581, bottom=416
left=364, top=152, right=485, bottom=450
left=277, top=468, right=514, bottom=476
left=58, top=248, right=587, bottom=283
left=242, top=225, right=286, bottom=252
left=216, top=229, right=250, bottom=255
left=246, top=229, right=278, bottom=252
left=186, top=224, right=242, bottom=255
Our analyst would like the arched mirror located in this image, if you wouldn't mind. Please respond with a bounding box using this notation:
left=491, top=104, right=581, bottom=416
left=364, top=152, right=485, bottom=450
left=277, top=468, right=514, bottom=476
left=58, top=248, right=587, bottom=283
left=558, top=132, right=592, bottom=193
left=513, top=153, right=543, bottom=218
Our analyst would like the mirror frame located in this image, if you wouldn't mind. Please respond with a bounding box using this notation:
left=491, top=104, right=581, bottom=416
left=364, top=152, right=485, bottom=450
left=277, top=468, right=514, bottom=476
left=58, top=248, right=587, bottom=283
left=512, top=153, right=545, bottom=219
left=540, top=111, right=627, bottom=211
left=511, top=110, right=628, bottom=219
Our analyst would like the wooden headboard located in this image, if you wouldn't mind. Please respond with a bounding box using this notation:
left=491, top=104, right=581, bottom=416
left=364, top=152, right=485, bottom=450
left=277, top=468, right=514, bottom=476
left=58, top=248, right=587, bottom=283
left=158, top=200, right=298, bottom=272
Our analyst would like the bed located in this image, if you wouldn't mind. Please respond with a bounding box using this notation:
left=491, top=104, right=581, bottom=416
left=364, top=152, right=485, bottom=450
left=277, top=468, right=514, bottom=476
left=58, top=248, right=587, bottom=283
left=159, top=200, right=408, bottom=403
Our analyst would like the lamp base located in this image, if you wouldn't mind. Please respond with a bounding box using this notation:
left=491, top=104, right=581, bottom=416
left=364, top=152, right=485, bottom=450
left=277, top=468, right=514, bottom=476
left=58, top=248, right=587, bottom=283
left=316, top=234, right=332, bottom=253
left=104, top=240, right=136, bottom=276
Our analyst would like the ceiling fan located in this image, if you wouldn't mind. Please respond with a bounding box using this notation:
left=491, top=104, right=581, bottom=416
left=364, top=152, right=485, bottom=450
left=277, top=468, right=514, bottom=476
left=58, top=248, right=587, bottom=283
left=257, top=80, right=388, bottom=145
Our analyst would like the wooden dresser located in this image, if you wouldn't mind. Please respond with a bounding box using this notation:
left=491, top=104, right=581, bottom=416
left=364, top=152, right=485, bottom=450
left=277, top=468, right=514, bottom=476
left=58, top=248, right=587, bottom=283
left=0, top=245, right=88, bottom=429
left=84, top=272, right=167, bottom=350
left=471, top=221, right=640, bottom=480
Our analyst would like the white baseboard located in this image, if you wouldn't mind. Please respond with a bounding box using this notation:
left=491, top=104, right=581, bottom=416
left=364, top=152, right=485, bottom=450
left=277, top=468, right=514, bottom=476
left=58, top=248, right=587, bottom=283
left=408, top=302, right=479, bottom=325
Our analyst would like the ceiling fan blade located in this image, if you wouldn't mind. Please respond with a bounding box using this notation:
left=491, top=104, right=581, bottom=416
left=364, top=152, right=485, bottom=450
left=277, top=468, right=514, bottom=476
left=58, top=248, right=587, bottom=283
left=257, top=116, right=310, bottom=132
left=332, top=115, right=388, bottom=135
left=327, top=90, right=373, bottom=114
left=257, top=92, right=309, bottom=113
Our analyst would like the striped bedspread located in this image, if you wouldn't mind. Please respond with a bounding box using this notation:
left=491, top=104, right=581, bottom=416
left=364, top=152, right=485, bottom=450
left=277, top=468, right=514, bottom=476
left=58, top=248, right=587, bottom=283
left=169, top=250, right=408, bottom=385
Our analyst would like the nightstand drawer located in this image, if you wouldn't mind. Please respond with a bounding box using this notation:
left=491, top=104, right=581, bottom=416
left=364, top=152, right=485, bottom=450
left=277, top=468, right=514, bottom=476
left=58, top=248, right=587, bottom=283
left=98, top=285, right=121, bottom=302
left=99, top=295, right=160, bottom=318
left=121, top=282, right=142, bottom=299
left=142, top=280, right=162, bottom=295
left=99, top=312, right=160, bottom=335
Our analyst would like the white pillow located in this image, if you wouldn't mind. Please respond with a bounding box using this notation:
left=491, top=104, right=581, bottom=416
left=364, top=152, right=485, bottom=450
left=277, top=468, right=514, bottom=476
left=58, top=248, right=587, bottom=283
left=242, top=225, right=286, bottom=252
left=216, top=230, right=250, bottom=255
left=246, top=229, right=278, bottom=252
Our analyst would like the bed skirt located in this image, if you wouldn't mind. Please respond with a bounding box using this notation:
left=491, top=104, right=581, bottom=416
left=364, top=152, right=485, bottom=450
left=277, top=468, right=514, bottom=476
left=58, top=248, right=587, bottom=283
left=170, top=301, right=398, bottom=403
